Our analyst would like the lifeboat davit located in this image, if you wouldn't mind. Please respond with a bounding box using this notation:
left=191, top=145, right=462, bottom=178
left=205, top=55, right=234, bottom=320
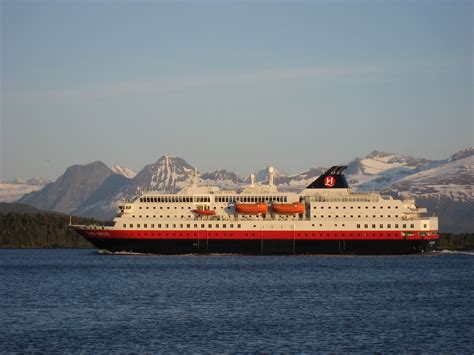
left=235, top=203, right=268, bottom=214
left=192, top=209, right=216, bottom=216
left=272, top=202, right=305, bottom=214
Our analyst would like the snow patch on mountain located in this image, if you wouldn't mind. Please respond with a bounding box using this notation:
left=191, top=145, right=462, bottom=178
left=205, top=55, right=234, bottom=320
left=200, top=170, right=243, bottom=189
left=384, top=155, right=473, bottom=202
left=0, top=177, right=50, bottom=202
left=0, top=183, right=44, bottom=202
left=111, top=165, right=137, bottom=179
left=346, top=151, right=434, bottom=191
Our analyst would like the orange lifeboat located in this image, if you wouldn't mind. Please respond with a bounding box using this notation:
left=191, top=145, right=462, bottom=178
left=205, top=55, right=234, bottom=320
left=272, top=202, right=305, bottom=214
left=235, top=203, right=268, bottom=214
left=192, top=209, right=216, bottom=216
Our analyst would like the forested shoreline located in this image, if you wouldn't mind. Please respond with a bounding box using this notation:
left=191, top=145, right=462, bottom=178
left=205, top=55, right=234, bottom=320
left=0, top=213, right=97, bottom=248
left=0, top=212, right=473, bottom=250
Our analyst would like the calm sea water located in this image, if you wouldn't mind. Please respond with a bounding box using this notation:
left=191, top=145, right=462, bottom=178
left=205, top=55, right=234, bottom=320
left=0, top=249, right=472, bottom=353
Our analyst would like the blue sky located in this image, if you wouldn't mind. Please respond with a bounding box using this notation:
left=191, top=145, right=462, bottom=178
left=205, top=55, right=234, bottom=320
left=1, top=0, right=472, bottom=180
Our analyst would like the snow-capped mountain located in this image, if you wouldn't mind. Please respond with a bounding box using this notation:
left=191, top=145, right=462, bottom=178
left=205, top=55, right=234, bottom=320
left=111, top=165, right=137, bottom=179
left=128, top=156, right=195, bottom=194
left=201, top=170, right=243, bottom=187
left=345, top=150, right=434, bottom=191
left=383, top=150, right=473, bottom=202
left=0, top=177, right=50, bottom=202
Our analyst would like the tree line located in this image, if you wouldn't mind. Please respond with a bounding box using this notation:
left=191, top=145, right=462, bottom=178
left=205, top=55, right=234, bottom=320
left=0, top=212, right=97, bottom=248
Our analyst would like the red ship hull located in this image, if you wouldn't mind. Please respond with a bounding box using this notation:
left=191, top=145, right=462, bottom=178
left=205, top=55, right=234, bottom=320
left=75, top=228, right=439, bottom=255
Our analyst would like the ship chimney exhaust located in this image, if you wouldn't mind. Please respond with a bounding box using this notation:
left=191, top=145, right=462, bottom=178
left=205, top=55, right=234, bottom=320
left=250, top=174, right=255, bottom=187
left=268, top=166, right=274, bottom=187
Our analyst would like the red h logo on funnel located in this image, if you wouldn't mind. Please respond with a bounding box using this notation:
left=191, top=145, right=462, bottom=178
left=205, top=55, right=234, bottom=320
left=324, top=175, right=336, bottom=188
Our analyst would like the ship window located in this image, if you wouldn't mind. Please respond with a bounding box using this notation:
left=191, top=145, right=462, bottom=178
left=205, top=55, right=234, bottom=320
left=388, top=206, right=391, bottom=209
left=357, top=224, right=360, bottom=228
left=380, top=224, right=383, bottom=228
left=180, top=224, right=183, bottom=228
left=173, top=224, right=176, bottom=228
left=130, top=224, right=133, bottom=228
left=238, top=224, right=241, bottom=228
left=336, top=207, right=339, bottom=209
left=194, top=224, right=197, bottom=228
left=223, top=224, right=226, bottom=228
left=364, top=224, right=368, bottom=228
left=144, top=224, right=147, bottom=228
left=411, top=224, right=414, bottom=228
left=372, top=224, right=376, bottom=228
left=358, top=206, right=361, bottom=209
left=395, top=206, right=398, bottom=209
left=328, top=207, right=331, bottom=209
left=137, top=224, right=140, bottom=228
left=151, top=224, right=154, bottom=228
left=381, top=206, right=383, bottom=209
left=403, top=224, right=406, bottom=228
left=424, top=224, right=427, bottom=228
left=201, top=224, right=205, bottom=228
left=395, top=224, right=399, bottom=228
left=387, top=224, right=391, bottom=228
left=208, top=224, right=212, bottom=228
left=321, top=207, right=324, bottom=209
left=139, top=207, right=142, bottom=209
left=187, top=224, right=190, bottom=228
left=123, top=224, right=126, bottom=228
left=366, top=207, right=368, bottom=209
left=230, top=224, right=234, bottom=228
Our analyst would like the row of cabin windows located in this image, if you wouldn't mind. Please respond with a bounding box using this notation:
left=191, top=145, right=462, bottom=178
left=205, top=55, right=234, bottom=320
left=314, top=205, right=399, bottom=210
left=140, top=196, right=210, bottom=203
left=140, top=206, right=193, bottom=210
left=356, top=223, right=415, bottom=229
left=315, top=215, right=399, bottom=219
left=124, top=223, right=243, bottom=229
left=215, top=196, right=288, bottom=203
left=139, top=196, right=290, bottom=204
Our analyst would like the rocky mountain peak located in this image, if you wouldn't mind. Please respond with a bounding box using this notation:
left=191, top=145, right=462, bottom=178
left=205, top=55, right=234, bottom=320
left=448, top=147, right=474, bottom=162
left=128, top=156, right=195, bottom=194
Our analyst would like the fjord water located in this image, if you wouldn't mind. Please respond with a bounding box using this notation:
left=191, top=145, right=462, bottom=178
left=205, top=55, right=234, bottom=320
left=0, top=250, right=472, bottom=353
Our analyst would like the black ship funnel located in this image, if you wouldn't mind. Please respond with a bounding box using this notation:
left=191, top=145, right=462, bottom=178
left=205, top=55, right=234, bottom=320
left=306, top=166, right=349, bottom=189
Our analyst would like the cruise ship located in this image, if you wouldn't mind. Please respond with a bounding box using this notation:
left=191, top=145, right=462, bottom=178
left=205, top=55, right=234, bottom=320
left=71, top=166, right=439, bottom=254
